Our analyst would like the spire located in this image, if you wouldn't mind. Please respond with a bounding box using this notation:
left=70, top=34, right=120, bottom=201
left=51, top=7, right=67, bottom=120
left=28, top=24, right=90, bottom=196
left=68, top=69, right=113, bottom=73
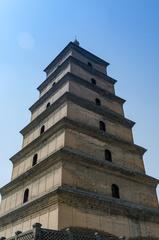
left=73, top=36, right=80, bottom=46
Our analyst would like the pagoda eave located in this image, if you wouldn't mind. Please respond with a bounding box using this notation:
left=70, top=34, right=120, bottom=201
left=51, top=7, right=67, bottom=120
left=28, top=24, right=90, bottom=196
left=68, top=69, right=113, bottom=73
left=0, top=186, right=159, bottom=229
left=38, top=56, right=113, bottom=92
left=21, top=92, right=133, bottom=136
left=10, top=118, right=146, bottom=164
left=2, top=148, right=158, bottom=196
left=33, top=72, right=124, bottom=113
left=43, top=42, right=109, bottom=74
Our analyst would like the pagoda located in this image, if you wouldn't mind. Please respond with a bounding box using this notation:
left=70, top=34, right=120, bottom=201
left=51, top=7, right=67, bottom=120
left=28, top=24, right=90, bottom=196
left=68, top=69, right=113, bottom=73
left=0, top=41, right=159, bottom=239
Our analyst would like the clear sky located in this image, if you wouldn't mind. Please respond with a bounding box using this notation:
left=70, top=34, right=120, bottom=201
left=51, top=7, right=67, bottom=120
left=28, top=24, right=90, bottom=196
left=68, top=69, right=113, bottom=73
left=0, top=0, right=159, bottom=199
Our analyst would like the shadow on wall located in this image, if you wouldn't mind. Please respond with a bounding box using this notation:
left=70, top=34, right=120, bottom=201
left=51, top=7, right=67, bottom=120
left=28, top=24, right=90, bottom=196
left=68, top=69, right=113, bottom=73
left=157, top=185, right=159, bottom=204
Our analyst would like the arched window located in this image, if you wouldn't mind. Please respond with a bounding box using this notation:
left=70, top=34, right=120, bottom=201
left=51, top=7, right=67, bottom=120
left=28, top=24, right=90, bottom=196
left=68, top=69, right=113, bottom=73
left=95, top=98, right=101, bottom=106
left=105, top=150, right=112, bottom=162
left=23, top=188, right=29, bottom=203
left=32, top=154, right=38, bottom=166
left=40, top=125, right=45, bottom=135
left=46, top=102, right=50, bottom=109
left=99, top=121, right=106, bottom=132
left=88, top=62, right=92, bottom=68
left=91, top=78, right=96, bottom=85
left=112, top=184, right=120, bottom=199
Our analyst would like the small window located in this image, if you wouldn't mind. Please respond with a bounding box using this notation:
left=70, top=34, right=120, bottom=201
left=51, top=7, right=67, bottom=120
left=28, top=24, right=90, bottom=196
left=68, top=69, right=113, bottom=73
left=91, top=78, right=96, bottom=85
left=105, top=150, right=112, bottom=162
left=95, top=98, right=101, bottom=106
left=52, top=82, right=56, bottom=86
left=23, top=189, right=29, bottom=203
left=112, top=184, right=120, bottom=199
left=40, top=125, right=45, bottom=135
left=46, top=102, right=51, bottom=108
left=88, top=62, right=92, bottom=68
left=99, top=121, right=106, bottom=132
left=32, top=154, right=38, bottom=166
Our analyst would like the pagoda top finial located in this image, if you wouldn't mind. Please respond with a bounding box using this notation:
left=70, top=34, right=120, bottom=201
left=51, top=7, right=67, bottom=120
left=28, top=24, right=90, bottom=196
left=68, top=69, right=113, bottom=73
left=73, top=36, right=80, bottom=46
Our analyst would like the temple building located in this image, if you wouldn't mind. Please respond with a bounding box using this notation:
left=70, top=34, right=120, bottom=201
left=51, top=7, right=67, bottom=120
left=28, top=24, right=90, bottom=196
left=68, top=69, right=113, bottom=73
left=0, top=41, right=159, bottom=240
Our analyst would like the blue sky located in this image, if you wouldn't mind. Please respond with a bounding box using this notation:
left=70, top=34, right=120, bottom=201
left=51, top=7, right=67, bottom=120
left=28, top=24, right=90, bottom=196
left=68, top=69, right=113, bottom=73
left=0, top=0, right=159, bottom=198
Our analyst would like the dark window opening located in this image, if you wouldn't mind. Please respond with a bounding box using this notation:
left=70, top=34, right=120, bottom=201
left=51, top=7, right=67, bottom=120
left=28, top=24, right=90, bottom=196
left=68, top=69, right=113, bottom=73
left=112, top=184, right=120, bottom=199
left=52, top=82, right=56, bottom=86
left=95, top=98, right=101, bottom=106
left=91, top=78, right=96, bottom=85
left=23, top=189, right=29, bottom=203
left=40, top=125, right=45, bottom=135
left=88, top=62, right=92, bottom=68
left=32, top=154, right=38, bottom=166
left=46, top=102, right=51, bottom=108
left=105, top=150, right=112, bottom=162
left=99, top=121, right=106, bottom=132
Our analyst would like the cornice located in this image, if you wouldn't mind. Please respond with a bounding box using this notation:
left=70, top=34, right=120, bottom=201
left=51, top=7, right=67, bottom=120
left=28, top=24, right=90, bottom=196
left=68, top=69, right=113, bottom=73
left=0, top=151, right=62, bottom=195
left=30, top=71, right=69, bottom=112
left=10, top=120, right=67, bottom=163
left=69, top=57, right=113, bottom=83
left=67, top=57, right=116, bottom=83
left=70, top=42, right=109, bottom=66
left=64, top=119, right=146, bottom=154
left=31, top=71, right=123, bottom=113
left=68, top=93, right=134, bottom=128
left=21, top=93, right=68, bottom=135
left=21, top=91, right=133, bottom=136
left=43, top=42, right=109, bottom=74
left=38, top=56, right=71, bottom=92
left=58, top=186, right=159, bottom=223
left=61, top=148, right=158, bottom=186
left=0, top=185, right=159, bottom=228
left=38, top=55, right=115, bottom=92
left=0, top=188, right=59, bottom=228
left=1, top=147, right=157, bottom=196
left=68, top=72, right=123, bottom=103
left=10, top=118, right=146, bottom=163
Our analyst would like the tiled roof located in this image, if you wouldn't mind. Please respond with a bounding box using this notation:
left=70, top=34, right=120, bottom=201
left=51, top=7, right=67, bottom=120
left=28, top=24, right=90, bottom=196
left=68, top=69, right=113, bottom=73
left=4, top=227, right=158, bottom=240
left=2, top=224, right=121, bottom=240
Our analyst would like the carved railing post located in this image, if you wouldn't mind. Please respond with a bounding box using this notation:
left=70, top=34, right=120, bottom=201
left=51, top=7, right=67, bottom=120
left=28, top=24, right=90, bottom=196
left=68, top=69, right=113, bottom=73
left=119, top=237, right=126, bottom=240
left=95, top=232, right=102, bottom=240
left=32, top=223, right=42, bottom=240
left=65, top=228, right=73, bottom=240
left=15, top=231, right=22, bottom=240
